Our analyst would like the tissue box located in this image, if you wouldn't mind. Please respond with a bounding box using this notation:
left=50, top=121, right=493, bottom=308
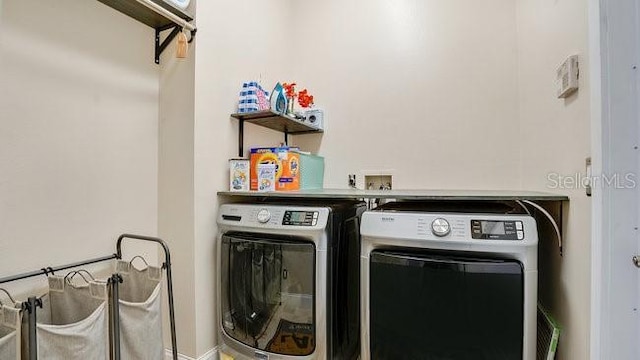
left=238, top=81, right=270, bottom=113
left=298, top=152, right=325, bottom=190
left=250, top=147, right=324, bottom=191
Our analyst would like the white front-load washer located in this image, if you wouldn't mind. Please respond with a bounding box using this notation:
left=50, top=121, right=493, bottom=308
left=360, top=201, right=538, bottom=360
left=217, top=200, right=365, bottom=360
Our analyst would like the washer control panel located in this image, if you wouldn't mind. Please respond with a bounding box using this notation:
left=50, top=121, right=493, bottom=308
left=431, top=218, right=451, bottom=237
left=256, top=209, right=271, bottom=223
left=283, top=210, right=319, bottom=226
left=471, top=220, right=524, bottom=240
left=218, top=204, right=330, bottom=230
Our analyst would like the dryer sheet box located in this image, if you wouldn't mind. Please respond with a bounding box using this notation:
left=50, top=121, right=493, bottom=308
left=257, top=163, right=276, bottom=192
left=250, top=146, right=324, bottom=191
left=229, top=159, right=250, bottom=191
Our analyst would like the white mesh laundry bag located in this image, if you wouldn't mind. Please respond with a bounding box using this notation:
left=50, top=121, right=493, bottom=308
left=34, top=276, right=109, bottom=360
left=0, top=302, right=22, bottom=360
left=116, top=260, right=164, bottom=360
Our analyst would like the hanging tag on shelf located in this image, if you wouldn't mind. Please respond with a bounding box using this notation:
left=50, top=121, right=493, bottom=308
left=177, top=28, right=188, bottom=59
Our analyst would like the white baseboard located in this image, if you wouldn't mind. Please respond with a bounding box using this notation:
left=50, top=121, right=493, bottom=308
left=165, top=346, right=218, bottom=360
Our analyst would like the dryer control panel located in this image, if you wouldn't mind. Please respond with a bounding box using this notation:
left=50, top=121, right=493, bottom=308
left=361, top=211, right=537, bottom=247
left=471, top=220, right=524, bottom=240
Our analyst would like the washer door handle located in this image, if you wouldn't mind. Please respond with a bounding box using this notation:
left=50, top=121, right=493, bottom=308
left=633, top=255, right=640, bottom=268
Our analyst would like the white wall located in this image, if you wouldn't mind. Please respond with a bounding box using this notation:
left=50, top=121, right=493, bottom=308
left=184, top=1, right=591, bottom=358
left=516, top=1, right=591, bottom=359
left=291, top=0, right=521, bottom=190
left=190, top=0, right=293, bottom=356
left=158, top=27, right=197, bottom=355
left=0, top=1, right=592, bottom=359
left=284, top=1, right=590, bottom=359
left=0, top=0, right=159, bottom=297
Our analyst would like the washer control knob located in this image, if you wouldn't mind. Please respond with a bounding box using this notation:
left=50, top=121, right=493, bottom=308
left=257, top=209, right=271, bottom=224
left=431, top=218, right=451, bottom=237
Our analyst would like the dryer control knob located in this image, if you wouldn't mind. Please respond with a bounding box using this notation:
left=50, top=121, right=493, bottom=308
left=431, top=218, right=451, bottom=237
left=257, top=209, right=271, bottom=223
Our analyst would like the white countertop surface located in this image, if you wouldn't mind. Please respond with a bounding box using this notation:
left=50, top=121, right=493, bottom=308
left=217, top=189, right=569, bottom=201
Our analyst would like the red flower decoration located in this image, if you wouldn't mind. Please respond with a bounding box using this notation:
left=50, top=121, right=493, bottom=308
left=283, top=83, right=297, bottom=98
left=297, top=89, right=314, bottom=108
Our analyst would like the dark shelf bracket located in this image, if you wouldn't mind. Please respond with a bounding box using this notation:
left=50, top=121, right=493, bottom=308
left=238, top=119, right=244, bottom=157
left=237, top=123, right=289, bottom=157
left=155, top=24, right=197, bottom=64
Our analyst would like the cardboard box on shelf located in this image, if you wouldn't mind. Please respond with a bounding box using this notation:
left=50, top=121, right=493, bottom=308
left=229, top=159, right=250, bottom=191
left=250, top=147, right=324, bottom=191
left=257, top=163, right=276, bottom=192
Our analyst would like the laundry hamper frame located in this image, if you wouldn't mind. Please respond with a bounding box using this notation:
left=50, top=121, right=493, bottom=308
left=0, top=233, right=179, bottom=360
left=115, top=233, right=178, bottom=360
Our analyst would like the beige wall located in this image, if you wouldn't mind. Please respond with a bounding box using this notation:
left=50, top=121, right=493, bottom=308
left=192, top=0, right=293, bottom=356
left=291, top=0, right=521, bottom=190
left=517, top=0, right=591, bottom=359
left=158, top=28, right=197, bottom=355
left=0, top=1, right=592, bottom=359
left=188, top=1, right=591, bottom=358
left=0, top=0, right=159, bottom=295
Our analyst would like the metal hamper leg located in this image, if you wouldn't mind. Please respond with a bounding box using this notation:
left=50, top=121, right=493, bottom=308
left=109, top=274, right=123, bottom=360
left=26, top=296, right=41, bottom=360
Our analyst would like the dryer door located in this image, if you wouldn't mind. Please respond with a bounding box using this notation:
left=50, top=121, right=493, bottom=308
left=369, top=250, right=524, bottom=360
left=221, top=233, right=316, bottom=356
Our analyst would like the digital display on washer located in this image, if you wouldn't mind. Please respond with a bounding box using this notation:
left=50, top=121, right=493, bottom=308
left=471, top=220, right=524, bottom=240
left=290, top=211, right=307, bottom=222
left=283, top=211, right=318, bottom=226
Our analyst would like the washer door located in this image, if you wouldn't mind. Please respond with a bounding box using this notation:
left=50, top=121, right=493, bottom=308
left=369, top=251, right=524, bottom=360
left=221, top=233, right=316, bottom=356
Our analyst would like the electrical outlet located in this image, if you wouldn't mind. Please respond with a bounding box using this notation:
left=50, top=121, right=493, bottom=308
left=348, top=174, right=356, bottom=188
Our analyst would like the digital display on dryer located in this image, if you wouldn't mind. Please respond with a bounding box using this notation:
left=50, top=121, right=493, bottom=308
left=471, top=220, right=523, bottom=240
left=481, top=221, right=505, bottom=235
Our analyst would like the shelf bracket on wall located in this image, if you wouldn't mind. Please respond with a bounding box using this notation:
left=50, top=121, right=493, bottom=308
left=237, top=121, right=289, bottom=157
left=155, top=24, right=197, bottom=64
left=238, top=119, right=244, bottom=157
left=95, top=0, right=197, bottom=64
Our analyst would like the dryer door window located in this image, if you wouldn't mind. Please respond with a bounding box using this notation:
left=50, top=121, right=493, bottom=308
left=221, top=234, right=316, bottom=356
left=369, top=251, right=524, bottom=360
